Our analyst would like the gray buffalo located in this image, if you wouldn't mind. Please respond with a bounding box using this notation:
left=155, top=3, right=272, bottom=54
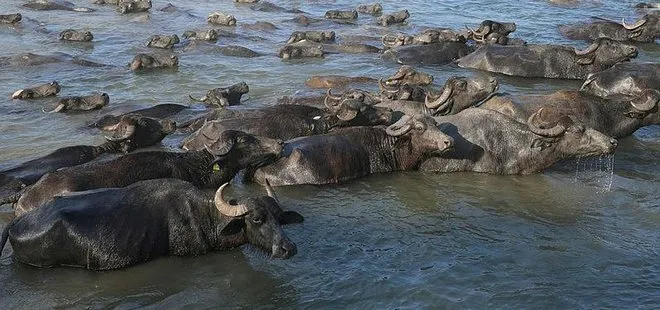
left=580, top=62, right=659, bottom=98
left=1, top=179, right=303, bottom=270
left=23, top=0, right=94, bottom=12
left=146, top=34, right=180, bottom=49
left=0, top=13, right=22, bottom=24
left=325, top=10, right=358, bottom=20
left=279, top=41, right=325, bottom=59
left=382, top=28, right=468, bottom=48
left=117, top=0, right=152, bottom=14
left=208, top=11, right=236, bottom=26
left=383, top=41, right=474, bottom=65
left=59, top=29, right=93, bottom=42
left=457, top=38, right=638, bottom=79
left=44, top=93, right=109, bottom=113
left=89, top=104, right=189, bottom=130
left=130, top=53, right=179, bottom=70
left=286, top=31, right=336, bottom=44
left=13, top=130, right=282, bottom=216
left=419, top=108, right=618, bottom=174
left=356, top=3, right=382, bottom=15
left=253, top=114, right=454, bottom=186
left=11, top=81, right=60, bottom=99
left=182, top=29, right=219, bottom=41
left=559, top=14, right=659, bottom=43
left=377, top=10, right=410, bottom=26
left=189, top=82, right=250, bottom=107
left=479, top=89, right=660, bottom=138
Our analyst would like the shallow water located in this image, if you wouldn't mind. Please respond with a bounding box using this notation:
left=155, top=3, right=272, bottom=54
left=1, top=0, right=659, bottom=308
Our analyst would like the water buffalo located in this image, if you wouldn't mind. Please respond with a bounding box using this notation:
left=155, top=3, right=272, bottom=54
left=13, top=130, right=282, bottom=215
left=182, top=29, right=219, bottom=41
left=146, top=34, right=180, bottom=48
left=0, top=13, right=22, bottom=24
left=377, top=10, right=410, bottom=26
left=580, top=62, right=659, bottom=98
left=382, top=28, right=468, bottom=48
left=0, top=115, right=175, bottom=203
left=253, top=114, right=454, bottom=186
left=279, top=41, right=325, bottom=59
left=130, top=53, right=179, bottom=71
left=23, top=0, right=94, bottom=12
left=356, top=3, right=382, bottom=15
left=479, top=89, right=660, bottom=138
left=383, top=41, right=474, bottom=65
left=208, top=12, right=237, bottom=26
left=242, top=1, right=304, bottom=13
left=59, top=29, right=93, bottom=42
left=559, top=14, right=659, bottom=43
left=188, top=82, right=250, bottom=107
left=419, top=108, right=618, bottom=174
left=377, top=75, right=499, bottom=116
left=465, top=20, right=517, bottom=45
left=1, top=178, right=303, bottom=270
left=325, top=10, right=358, bottom=20
left=89, top=104, right=189, bottom=130
left=378, top=80, right=427, bottom=102
left=304, top=75, right=376, bottom=89
left=181, top=99, right=393, bottom=151
left=11, top=81, right=60, bottom=99
left=1, top=52, right=106, bottom=67
left=43, top=93, right=109, bottom=113
left=117, top=0, right=152, bottom=14
left=286, top=31, right=336, bottom=44
left=457, top=38, right=638, bottom=79
left=385, top=65, right=434, bottom=86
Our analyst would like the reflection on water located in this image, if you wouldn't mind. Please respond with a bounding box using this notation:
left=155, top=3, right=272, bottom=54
left=1, top=0, right=659, bottom=308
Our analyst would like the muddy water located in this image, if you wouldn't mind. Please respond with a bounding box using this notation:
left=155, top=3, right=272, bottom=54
left=1, top=0, right=659, bottom=308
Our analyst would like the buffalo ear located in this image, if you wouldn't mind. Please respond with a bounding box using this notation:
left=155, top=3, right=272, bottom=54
left=220, top=218, right=245, bottom=236
left=205, top=136, right=235, bottom=156
left=280, top=211, right=304, bottom=224
left=576, top=55, right=595, bottom=65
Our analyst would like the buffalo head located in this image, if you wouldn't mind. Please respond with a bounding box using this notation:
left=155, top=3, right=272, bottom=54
left=59, top=29, right=94, bottom=42
left=0, top=13, right=22, bottom=24
left=527, top=108, right=618, bottom=156
left=208, top=11, right=237, bottom=26
left=11, top=81, right=60, bottom=99
left=130, top=53, right=179, bottom=71
left=378, top=79, right=427, bottom=102
left=105, top=114, right=176, bottom=153
left=385, top=66, right=433, bottom=86
left=573, top=38, right=638, bottom=67
left=385, top=114, right=454, bottom=155
left=622, top=89, right=660, bottom=120
left=146, top=34, right=180, bottom=49
left=324, top=89, right=393, bottom=125
left=189, top=82, right=250, bottom=107
left=620, top=13, right=659, bottom=42
left=213, top=181, right=302, bottom=259
left=182, top=29, right=219, bottom=41
left=425, top=76, right=499, bottom=115
left=203, top=130, right=284, bottom=169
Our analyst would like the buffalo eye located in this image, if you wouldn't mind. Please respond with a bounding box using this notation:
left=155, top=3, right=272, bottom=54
left=456, top=80, right=467, bottom=89
left=414, top=123, right=425, bottom=131
left=251, top=217, right=263, bottom=225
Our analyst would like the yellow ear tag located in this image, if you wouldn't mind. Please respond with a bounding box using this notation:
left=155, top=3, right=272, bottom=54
left=213, top=163, right=221, bottom=171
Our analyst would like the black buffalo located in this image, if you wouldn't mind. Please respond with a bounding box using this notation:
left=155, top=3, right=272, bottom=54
left=181, top=99, right=393, bottom=150
left=130, top=53, right=178, bottom=71
left=0, top=115, right=175, bottom=203
left=457, top=38, right=638, bottom=79
left=89, top=104, right=190, bottom=130
left=559, top=14, right=659, bottom=43
left=13, top=130, right=282, bottom=216
left=44, top=93, right=109, bottom=113
left=419, top=108, right=618, bottom=174
left=188, top=82, right=250, bottom=107
left=1, top=179, right=303, bottom=270
left=383, top=42, right=474, bottom=65
left=11, top=81, right=61, bottom=99
left=479, top=89, right=660, bottom=138
left=253, top=114, right=454, bottom=186
left=580, top=62, right=659, bottom=98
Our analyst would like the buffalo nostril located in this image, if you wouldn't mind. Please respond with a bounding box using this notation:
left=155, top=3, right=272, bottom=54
left=277, top=139, right=284, bottom=145
left=610, top=139, right=618, bottom=146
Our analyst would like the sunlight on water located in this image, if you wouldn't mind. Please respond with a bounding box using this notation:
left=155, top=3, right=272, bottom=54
left=573, top=154, right=616, bottom=192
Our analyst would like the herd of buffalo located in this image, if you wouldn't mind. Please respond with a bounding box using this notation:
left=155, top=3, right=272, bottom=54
left=0, top=0, right=658, bottom=271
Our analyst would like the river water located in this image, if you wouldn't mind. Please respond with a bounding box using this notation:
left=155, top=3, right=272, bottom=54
left=1, top=0, right=659, bottom=308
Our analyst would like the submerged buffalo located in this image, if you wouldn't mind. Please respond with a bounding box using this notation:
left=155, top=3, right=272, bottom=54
left=11, top=81, right=60, bottom=99
left=117, top=0, right=152, bottom=14
left=182, top=29, right=219, bottom=41
left=419, top=108, right=618, bottom=174
left=377, top=75, right=499, bottom=116
left=208, top=11, right=237, bottom=26
left=479, top=89, right=660, bottom=138
left=181, top=99, right=393, bottom=150
left=382, top=28, right=468, bottom=48
left=383, top=42, right=473, bottom=65
left=0, top=52, right=106, bottom=67
left=325, top=10, right=358, bottom=20
left=253, top=114, right=454, bottom=186
left=146, top=34, right=180, bottom=49
left=0, top=13, right=22, bottom=24
left=44, top=93, right=109, bottom=113
left=130, top=53, right=179, bottom=70
left=189, top=82, right=250, bottom=107
left=0, top=115, right=175, bottom=203
left=23, top=0, right=94, bottom=12
left=279, top=41, right=325, bottom=59
left=559, top=14, right=659, bottom=43
left=59, top=29, right=93, bottom=42
left=457, top=38, right=638, bottom=79
left=377, top=10, right=410, bottom=26
left=13, top=130, right=282, bottom=216
left=1, top=179, right=303, bottom=270
left=356, top=3, right=382, bottom=15
left=580, top=62, right=659, bottom=98
left=89, top=104, right=189, bottom=130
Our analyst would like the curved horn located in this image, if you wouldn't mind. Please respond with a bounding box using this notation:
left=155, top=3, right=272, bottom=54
left=574, top=41, right=599, bottom=56
left=580, top=73, right=597, bottom=90
left=630, top=91, right=658, bottom=112
left=381, top=34, right=401, bottom=47
left=11, top=89, right=27, bottom=99
left=335, top=100, right=359, bottom=121
left=465, top=25, right=484, bottom=40
left=43, top=103, right=65, bottom=113
left=621, top=17, right=647, bottom=30
left=214, top=183, right=249, bottom=217
left=189, top=94, right=208, bottom=102
left=105, top=124, right=135, bottom=141
left=527, top=108, right=566, bottom=137
left=378, top=79, right=398, bottom=93
left=425, top=85, right=453, bottom=109
left=326, top=88, right=342, bottom=101
left=385, top=115, right=413, bottom=136
left=324, top=89, right=342, bottom=109
left=263, top=179, right=280, bottom=204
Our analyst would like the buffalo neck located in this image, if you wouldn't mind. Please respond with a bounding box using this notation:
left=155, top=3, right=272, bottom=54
left=183, top=151, right=241, bottom=188
left=209, top=209, right=248, bottom=250
left=338, top=127, right=420, bottom=173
